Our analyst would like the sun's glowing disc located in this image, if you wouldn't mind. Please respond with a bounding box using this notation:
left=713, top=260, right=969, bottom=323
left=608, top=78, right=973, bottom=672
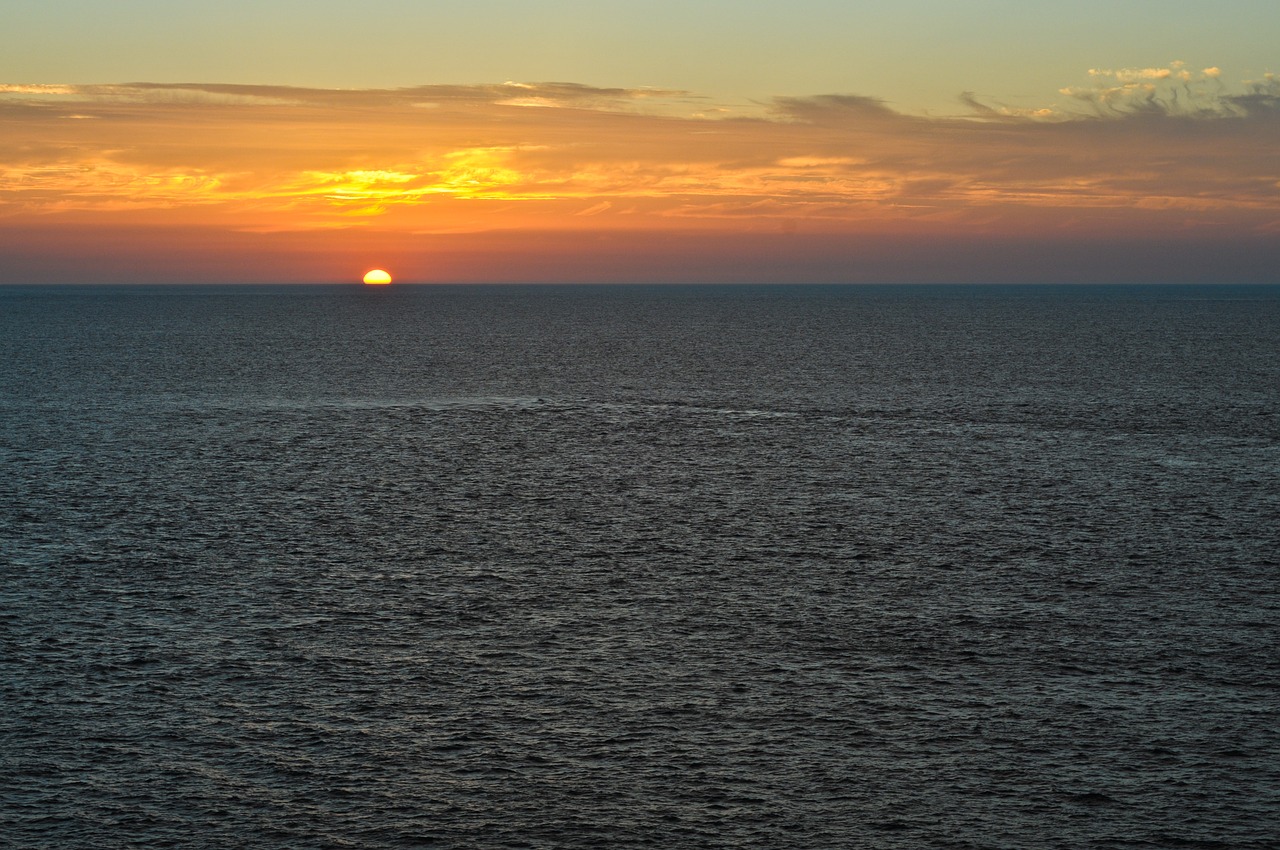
left=362, top=269, right=392, bottom=285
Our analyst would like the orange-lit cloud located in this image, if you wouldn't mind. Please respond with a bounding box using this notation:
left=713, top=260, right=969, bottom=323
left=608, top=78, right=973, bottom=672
left=2, top=70, right=1278, bottom=282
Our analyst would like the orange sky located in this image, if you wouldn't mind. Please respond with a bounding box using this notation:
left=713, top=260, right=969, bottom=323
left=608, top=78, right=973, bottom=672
left=2, top=71, right=1279, bottom=282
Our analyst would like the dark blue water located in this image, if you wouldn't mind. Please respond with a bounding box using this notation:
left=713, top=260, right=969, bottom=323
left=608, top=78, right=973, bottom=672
left=2, top=284, right=1278, bottom=848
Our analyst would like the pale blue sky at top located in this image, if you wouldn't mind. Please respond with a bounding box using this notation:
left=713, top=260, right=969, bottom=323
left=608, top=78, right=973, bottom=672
left=4, top=0, right=1276, bottom=113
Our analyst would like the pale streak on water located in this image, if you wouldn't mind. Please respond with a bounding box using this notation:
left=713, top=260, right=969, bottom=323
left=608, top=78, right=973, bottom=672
left=1, top=284, right=1278, bottom=848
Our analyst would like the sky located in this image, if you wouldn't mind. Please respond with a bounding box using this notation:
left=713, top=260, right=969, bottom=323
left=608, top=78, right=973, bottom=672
left=2, top=0, right=1278, bottom=283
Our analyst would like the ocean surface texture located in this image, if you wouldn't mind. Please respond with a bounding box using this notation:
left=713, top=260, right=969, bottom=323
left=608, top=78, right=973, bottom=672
left=2, top=284, right=1277, bottom=849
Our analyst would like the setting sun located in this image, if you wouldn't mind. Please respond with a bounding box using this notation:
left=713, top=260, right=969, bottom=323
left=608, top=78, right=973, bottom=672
left=362, top=269, right=392, bottom=285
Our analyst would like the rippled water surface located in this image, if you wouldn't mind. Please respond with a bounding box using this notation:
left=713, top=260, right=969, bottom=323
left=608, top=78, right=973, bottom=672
left=2, top=284, right=1278, bottom=848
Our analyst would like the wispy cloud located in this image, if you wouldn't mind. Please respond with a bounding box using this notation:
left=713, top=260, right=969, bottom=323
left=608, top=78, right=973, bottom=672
left=2, top=70, right=1277, bottom=245
left=1058, top=61, right=1279, bottom=119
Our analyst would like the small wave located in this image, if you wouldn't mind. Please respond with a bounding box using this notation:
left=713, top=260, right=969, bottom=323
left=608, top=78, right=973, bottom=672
left=599, top=399, right=800, bottom=419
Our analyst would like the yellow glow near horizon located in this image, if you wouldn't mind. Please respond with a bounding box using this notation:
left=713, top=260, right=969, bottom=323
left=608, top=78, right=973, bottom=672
left=3, top=72, right=1278, bottom=283
left=362, top=269, right=392, bottom=284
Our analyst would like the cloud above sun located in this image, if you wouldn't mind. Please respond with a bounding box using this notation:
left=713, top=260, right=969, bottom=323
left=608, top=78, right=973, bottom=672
left=2, top=65, right=1278, bottom=282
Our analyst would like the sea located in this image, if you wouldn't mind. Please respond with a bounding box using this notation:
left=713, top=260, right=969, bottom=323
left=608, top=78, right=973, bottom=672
left=1, top=283, right=1277, bottom=849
